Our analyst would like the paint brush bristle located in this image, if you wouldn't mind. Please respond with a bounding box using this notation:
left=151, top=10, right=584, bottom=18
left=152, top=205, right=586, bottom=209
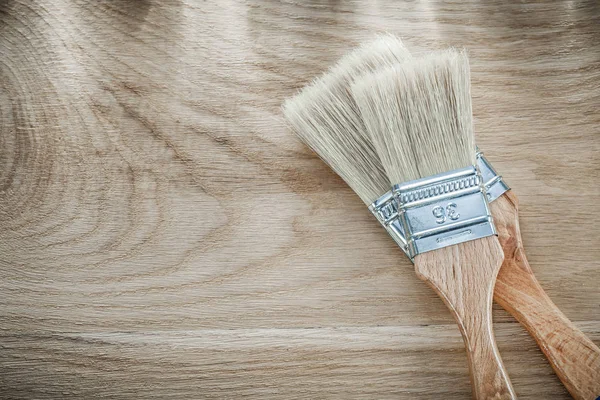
left=282, top=35, right=411, bottom=205
left=352, top=49, right=476, bottom=184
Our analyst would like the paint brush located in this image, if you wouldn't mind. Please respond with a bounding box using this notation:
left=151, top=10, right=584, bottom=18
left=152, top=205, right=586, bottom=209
left=352, top=49, right=516, bottom=399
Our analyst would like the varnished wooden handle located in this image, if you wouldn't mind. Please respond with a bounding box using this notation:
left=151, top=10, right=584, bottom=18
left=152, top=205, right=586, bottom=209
left=492, top=191, right=600, bottom=400
left=415, top=236, right=517, bottom=399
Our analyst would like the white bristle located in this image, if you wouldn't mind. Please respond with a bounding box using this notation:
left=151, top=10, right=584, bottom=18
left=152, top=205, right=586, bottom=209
left=352, top=49, right=476, bottom=185
left=282, top=34, right=412, bottom=205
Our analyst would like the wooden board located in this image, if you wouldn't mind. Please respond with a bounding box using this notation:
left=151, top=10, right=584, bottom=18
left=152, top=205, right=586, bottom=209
left=1, top=0, right=598, bottom=398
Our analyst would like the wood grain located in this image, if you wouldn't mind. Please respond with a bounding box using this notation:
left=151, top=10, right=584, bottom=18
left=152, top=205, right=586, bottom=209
left=493, top=191, right=600, bottom=399
left=0, top=0, right=599, bottom=398
left=415, top=237, right=515, bottom=399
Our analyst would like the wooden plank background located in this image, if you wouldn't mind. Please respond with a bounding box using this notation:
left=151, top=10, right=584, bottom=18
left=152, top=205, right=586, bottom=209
left=1, top=0, right=598, bottom=398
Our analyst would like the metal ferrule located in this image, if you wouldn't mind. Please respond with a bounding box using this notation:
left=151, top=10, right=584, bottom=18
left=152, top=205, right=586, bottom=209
left=369, top=153, right=507, bottom=260
left=392, top=166, right=496, bottom=260
left=368, top=190, right=409, bottom=255
left=476, top=149, right=510, bottom=202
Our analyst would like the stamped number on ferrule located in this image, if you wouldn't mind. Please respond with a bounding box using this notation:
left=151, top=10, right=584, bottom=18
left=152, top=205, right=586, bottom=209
left=432, top=203, right=460, bottom=224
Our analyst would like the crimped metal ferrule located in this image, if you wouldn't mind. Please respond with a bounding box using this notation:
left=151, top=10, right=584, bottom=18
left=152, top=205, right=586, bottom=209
left=392, top=166, right=496, bottom=259
left=368, top=190, right=409, bottom=255
left=476, top=149, right=510, bottom=202
left=369, top=153, right=508, bottom=260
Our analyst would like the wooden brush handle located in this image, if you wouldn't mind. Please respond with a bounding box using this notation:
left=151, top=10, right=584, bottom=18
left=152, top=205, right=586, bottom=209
left=491, top=191, right=600, bottom=400
left=415, top=236, right=516, bottom=400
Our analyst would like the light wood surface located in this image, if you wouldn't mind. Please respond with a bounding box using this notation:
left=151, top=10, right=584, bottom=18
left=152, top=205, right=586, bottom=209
left=1, top=1, right=599, bottom=399
left=493, top=191, right=600, bottom=399
left=415, top=237, right=515, bottom=399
